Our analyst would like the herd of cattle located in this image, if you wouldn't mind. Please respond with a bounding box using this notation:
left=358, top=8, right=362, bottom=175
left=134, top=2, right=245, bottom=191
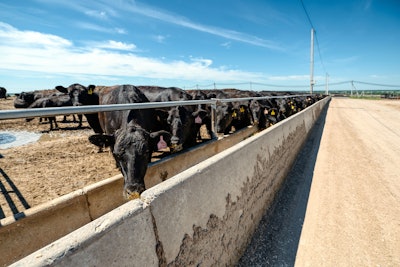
left=10, top=84, right=325, bottom=198
left=0, top=87, right=7, bottom=99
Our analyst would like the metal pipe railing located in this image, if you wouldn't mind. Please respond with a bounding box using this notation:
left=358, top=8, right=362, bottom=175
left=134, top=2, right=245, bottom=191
left=0, top=93, right=315, bottom=138
left=0, top=94, right=312, bottom=121
left=0, top=99, right=215, bottom=120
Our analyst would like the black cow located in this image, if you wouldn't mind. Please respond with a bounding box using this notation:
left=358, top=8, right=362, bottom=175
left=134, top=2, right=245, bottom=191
left=87, top=85, right=170, bottom=199
left=27, top=93, right=78, bottom=131
left=14, top=89, right=81, bottom=128
left=137, top=86, right=198, bottom=152
left=215, top=89, right=253, bottom=134
left=14, top=89, right=58, bottom=108
left=55, top=84, right=103, bottom=134
left=198, top=89, right=234, bottom=134
left=249, top=95, right=275, bottom=130
left=186, top=89, right=213, bottom=140
left=0, top=87, right=7, bottom=99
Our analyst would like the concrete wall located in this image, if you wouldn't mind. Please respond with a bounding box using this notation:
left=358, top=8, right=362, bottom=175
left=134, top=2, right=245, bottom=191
left=9, top=97, right=329, bottom=266
left=0, top=123, right=258, bottom=266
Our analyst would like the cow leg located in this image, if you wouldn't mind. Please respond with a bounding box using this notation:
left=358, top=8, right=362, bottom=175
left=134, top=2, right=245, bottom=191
left=49, top=117, right=58, bottom=131
left=49, top=118, right=54, bottom=131
left=77, top=114, right=83, bottom=128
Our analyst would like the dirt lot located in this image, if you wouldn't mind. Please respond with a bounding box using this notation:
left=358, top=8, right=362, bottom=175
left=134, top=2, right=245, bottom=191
left=239, top=97, right=400, bottom=266
left=0, top=97, right=121, bottom=219
left=295, top=98, right=400, bottom=266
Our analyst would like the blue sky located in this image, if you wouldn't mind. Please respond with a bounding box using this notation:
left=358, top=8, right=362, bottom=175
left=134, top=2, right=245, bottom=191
left=1, top=0, right=399, bottom=93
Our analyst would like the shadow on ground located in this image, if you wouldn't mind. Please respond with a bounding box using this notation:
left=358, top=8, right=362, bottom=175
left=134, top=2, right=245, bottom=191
left=0, top=168, right=30, bottom=221
left=237, top=102, right=330, bottom=266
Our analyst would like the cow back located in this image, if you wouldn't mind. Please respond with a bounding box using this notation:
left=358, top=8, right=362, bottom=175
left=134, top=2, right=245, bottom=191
left=98, top=85, right=154, bottom=135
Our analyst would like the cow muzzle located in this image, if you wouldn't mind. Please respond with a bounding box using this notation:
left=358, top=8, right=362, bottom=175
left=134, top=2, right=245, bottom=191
left=123, top=183, right=145, bottom=200
left=170, top=143, right=183, bottom=153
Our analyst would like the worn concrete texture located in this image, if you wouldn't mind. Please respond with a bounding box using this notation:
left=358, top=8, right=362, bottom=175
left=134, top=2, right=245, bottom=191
left=0, top=125, right=256, bottom=266
left=140, top=99, right=328, bottom=266
left=10, top=97, right=330, bottom=266
left=10, top=200, right=158, bottom=267
left=0, top=190, right=91, bottom=267
left=237, top=101, right=329, bottom=266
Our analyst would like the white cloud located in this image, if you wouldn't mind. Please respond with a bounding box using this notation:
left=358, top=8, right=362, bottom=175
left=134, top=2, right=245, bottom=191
left=0, top=22, right=72, bottom=48
left=0, top=22, right=262, bottom=84
left=221, top=42, right=231, bottom=49
left=75, top=22, right=126, bottom=34
left=112, top=1, right=283, bottom=51
left=153, top=34, right=167, bottom=43
left=93, top=40, right=136, bottom=51
left=85, top=10, right=108, bottom=20
left=190, top=57, right=213, bottom=68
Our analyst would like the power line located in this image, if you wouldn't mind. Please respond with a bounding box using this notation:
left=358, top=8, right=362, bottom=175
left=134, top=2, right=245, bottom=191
left=300, top=0, right=327, bottom=75
left=300, top=0, right=314, bottom=29
left=314, top=32, right=327, bottom=74
left=185, top=80, right=400, bottom=90
left=353, top=81, right=400, bottom=87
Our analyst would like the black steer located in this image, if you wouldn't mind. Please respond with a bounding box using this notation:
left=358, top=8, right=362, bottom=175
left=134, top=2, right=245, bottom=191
left=0, top=87, right=7, bottom=99
left=88, top=85, right=170, bottom=199
left=27, top=93, right=81, bottom=131
left=137, top=86, right=198, bottom=152
left=55, top=84, right=103, bottom=134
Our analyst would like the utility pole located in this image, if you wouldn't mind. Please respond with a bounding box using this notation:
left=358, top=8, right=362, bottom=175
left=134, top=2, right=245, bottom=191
left=310, top=28, right=315, bottom=94
left=325, top=73, right=329, bottom=95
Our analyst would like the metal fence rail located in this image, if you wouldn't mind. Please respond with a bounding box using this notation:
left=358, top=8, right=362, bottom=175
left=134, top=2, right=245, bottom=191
left=0, top=94, right=312, bottom=121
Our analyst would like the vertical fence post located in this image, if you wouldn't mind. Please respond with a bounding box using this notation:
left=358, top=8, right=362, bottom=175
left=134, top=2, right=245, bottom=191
left=210, top=99, right=217, bottom=139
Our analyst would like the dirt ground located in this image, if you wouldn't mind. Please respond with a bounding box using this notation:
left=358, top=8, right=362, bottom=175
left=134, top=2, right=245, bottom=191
left=295, top=98, right=400, bottom=266
left=0, top=97, right=122, bottom=219
left=238, top=97, right=400, bottom=266
left=0, top=97, right=212, bottom=220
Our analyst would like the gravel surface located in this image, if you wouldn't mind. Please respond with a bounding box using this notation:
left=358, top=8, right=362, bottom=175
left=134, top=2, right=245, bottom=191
left=238, top=98, right=400, bottom=266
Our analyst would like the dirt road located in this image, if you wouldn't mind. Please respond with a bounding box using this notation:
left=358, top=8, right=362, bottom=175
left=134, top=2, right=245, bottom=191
left=296, top=98, right=400, bottom=266
left=238, top=97, right=399, bottom=266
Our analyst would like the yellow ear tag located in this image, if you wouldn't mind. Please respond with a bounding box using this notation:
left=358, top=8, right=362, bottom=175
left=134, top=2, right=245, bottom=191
left=291, top=105, right=295, bottom=110
left=232, top=111, right=237, bottom=118
left=88, top=88, right=93, bottom=95
left=240, top=107, right=245, bottom=113
left=271, top=110, right=275, bottom=116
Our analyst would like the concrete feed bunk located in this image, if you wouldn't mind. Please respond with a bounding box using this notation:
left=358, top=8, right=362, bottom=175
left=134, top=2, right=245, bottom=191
left=11, top=96, right=330, bottom=266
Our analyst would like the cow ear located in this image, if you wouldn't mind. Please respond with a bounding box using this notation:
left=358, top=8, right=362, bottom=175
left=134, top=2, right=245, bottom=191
left=88, top=134, right=115, bottom=148
left=192, top=108, right=207, bottom=117
left=149, top=130, right=171, bottom=139
left=55, top=86, right=68, bottom=94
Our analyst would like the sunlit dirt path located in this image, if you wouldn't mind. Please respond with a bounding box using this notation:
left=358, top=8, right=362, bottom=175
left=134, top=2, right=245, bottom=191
left=295, top=98, right=400, bottom=266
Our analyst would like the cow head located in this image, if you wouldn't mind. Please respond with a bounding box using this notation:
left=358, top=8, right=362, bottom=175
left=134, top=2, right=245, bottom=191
left=215, top=102, right=234, bottom=134
left=55, top=84, right=96, bottom=106
left=275, top=98, right=288, bottom=117
left=167, top=106, right=184, bottom=152
left=166, top=106, right=199, bottom=152
left=88, top=123, right=170, bottom=199
left=13, top=91, right=36, bottom=108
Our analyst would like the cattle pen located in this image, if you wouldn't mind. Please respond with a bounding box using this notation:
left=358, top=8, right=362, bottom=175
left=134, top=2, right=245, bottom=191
left=1, top=92, right=328, bottom=266
left=0, top=93, right=312, bottom=132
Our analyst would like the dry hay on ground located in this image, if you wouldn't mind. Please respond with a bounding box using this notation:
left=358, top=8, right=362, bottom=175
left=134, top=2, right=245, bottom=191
left=0, top=97, right=119, bottom=219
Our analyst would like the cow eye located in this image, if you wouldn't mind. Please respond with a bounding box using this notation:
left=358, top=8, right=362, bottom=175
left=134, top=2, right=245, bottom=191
left=113, top=149, right=125, bottom=160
